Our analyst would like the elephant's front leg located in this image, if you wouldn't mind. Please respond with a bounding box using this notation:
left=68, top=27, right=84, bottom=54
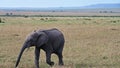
left=46, top=52, right=54, bottom=66
left=35, top=47, right=40, bottom=68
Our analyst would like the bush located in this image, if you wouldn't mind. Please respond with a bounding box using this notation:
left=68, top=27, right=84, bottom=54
left=0, top=18, right=5, bottom=23
left=0, top=18, right=1, bottom=23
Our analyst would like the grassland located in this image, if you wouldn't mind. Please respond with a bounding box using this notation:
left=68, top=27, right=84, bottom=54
left=0, top=16, right=120, bottom=68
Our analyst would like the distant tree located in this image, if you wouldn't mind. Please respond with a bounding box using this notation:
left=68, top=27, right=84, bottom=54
left=52, top=10, right=55, bottom=12
left=24, top=15, right=29, bottom=18
left=99, top=11, right=102, bottom=13
left=6, top=13, right=9, bottom=16
left=10, top=13, right=13, bottom=15
left=103, top=11, right=107, bottom=13
left=110, top=11, right=113, bottom=13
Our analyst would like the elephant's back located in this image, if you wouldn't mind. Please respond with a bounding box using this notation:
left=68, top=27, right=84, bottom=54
left=43, top=28, right=64, bottom=43
left=44, top=28, right=64, bottom=37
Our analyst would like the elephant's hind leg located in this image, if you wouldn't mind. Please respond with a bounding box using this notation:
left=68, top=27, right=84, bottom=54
left=46, top=52, right=54, bottom=66
left=56, top=52, right=64, bottom=65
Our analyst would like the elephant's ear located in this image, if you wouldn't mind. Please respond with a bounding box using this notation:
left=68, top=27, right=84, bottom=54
left=36, top=31, right=48, bottom=47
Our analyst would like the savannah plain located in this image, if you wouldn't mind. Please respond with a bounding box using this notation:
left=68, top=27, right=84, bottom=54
left=0, top=11, right=120, bottom=68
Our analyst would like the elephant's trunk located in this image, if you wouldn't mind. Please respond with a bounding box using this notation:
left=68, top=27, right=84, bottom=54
left=15, top=43, right=27, bottom=68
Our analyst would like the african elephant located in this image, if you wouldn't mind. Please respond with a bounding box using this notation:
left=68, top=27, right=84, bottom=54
left=15, top=28, right=65, bottom=68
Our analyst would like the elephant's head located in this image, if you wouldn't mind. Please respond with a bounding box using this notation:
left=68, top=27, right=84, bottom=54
left=15, top=30, right=48, bottom=68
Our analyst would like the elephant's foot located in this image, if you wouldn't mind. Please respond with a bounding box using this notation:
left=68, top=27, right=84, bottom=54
left=47, top=61, right=54, bottom=66
left=59, top=62, right=64, bottom=66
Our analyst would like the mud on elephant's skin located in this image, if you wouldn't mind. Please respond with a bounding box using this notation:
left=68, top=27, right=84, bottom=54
left=15, top=28, right=65, bottom=68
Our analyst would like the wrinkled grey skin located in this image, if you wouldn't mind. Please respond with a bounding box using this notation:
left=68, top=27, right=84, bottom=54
left=15, top=28, right=65, bottom=68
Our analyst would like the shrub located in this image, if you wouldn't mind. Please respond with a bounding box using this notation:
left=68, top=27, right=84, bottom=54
left=0, top=18, right=5, bottom=23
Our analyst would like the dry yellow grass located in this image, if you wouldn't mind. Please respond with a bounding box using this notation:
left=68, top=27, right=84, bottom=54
left=0, top=17, right=120, bottom=68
